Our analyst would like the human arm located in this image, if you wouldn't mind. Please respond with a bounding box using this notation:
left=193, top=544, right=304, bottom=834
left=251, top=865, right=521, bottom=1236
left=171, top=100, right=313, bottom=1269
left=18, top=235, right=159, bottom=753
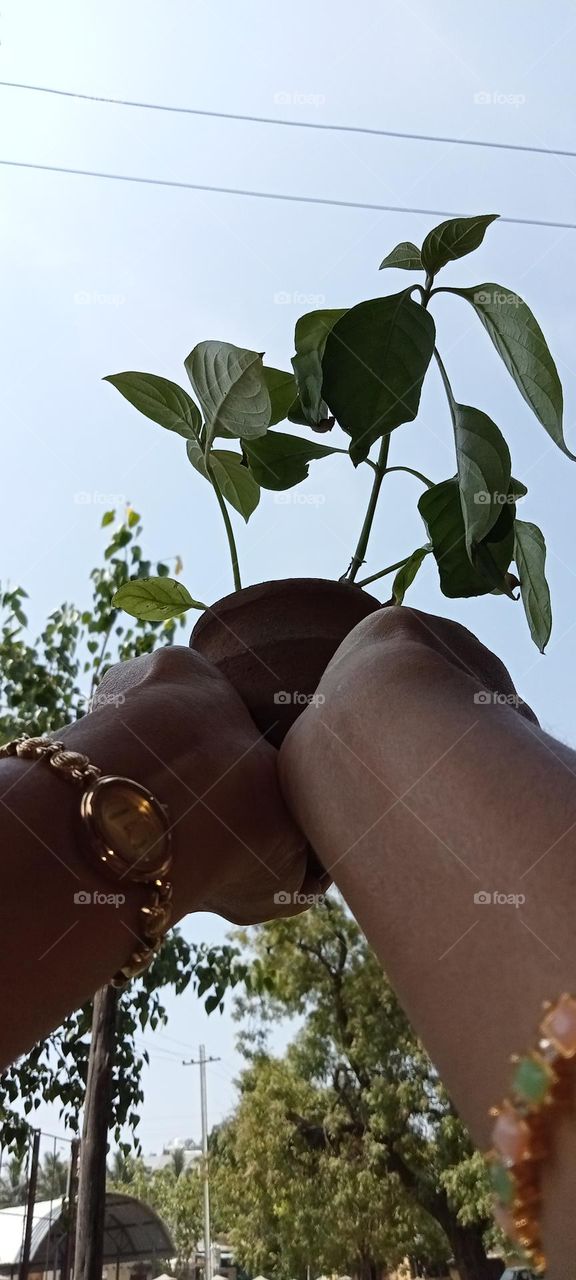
left=279, top=606, right=576, bottom=1276
left=0, top=646, right=318, bottom=1066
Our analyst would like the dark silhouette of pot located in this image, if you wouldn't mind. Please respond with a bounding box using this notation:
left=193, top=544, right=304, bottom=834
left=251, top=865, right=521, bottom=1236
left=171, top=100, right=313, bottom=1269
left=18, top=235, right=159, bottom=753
left=190, top=577, right=381, bottom=746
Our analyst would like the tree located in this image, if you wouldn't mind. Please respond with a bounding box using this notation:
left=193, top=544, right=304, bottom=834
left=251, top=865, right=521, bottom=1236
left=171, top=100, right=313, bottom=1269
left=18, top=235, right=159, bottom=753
left=0, top=1153, right=26, bottom=1206
left=0, top=509, right=246, bottom=1154
left=211, top=1058, right=446, bottom=1280
left=37, top=1151, right=69, bottom=1200
left=110, top=1158, right=204, bottom=1273
left=218, top=899, right=496, bottom=1280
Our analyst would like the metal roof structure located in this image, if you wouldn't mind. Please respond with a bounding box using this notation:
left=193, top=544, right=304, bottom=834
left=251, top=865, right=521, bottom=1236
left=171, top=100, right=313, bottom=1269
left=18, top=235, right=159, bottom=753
left=0, top=1193, right=174, bottom=1275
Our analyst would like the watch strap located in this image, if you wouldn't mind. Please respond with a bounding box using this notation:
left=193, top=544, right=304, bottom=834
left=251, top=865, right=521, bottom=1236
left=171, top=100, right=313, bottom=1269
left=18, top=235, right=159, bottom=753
left=0, top=734, right=173, bottom=986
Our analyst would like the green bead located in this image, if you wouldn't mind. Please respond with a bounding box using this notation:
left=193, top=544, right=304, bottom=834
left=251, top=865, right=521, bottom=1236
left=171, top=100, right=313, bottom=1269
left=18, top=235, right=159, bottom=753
left=490, top=1160, right=514, bottom=1206
left=513, top=1054, right=552, bottom=1104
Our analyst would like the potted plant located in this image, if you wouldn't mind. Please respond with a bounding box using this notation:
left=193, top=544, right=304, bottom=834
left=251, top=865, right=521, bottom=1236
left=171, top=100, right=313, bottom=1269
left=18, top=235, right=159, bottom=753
left=105, top=213, right=569, bottom=743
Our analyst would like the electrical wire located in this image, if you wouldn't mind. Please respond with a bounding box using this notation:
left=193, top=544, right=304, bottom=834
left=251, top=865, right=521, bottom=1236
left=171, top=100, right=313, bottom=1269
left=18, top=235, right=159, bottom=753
left=2, top=157, right=575, bottom=229
left=1, top=79, right=575, bottom=161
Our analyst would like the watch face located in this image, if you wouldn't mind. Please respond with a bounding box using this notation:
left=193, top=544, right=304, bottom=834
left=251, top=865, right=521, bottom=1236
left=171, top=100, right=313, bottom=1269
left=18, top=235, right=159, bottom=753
left=81, top=777, right=171, bottom=881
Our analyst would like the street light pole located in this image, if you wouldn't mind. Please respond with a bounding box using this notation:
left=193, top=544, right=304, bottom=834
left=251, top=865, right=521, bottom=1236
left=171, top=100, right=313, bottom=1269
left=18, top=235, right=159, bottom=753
left=182, top=1046, right=220, bottom=1280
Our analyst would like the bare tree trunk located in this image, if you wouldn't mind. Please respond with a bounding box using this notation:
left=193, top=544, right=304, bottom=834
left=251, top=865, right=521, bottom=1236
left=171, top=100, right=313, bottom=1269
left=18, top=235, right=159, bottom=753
left=447, top=1220, right=499, bottom=1280
left=74, top=985, right=118, bottom=1280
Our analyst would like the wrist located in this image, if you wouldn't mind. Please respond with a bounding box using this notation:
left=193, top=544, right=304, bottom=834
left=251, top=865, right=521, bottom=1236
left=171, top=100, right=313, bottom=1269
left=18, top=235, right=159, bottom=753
left=58, top=702, right=199, bottom=923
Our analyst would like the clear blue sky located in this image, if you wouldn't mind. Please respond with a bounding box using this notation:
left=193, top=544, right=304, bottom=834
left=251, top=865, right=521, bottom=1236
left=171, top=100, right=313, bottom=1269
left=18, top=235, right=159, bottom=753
left=3, top=0, right=576, bottom=1154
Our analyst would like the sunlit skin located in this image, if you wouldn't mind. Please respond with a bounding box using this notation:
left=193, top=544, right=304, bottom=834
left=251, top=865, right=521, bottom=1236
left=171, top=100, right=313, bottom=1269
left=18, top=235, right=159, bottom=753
left=1, top=612, right=575, bottom=1274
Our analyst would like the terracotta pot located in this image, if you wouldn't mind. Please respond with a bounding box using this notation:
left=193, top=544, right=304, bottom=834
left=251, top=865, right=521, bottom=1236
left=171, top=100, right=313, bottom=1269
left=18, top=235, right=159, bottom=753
left=189, top=577, right=381, bottom=746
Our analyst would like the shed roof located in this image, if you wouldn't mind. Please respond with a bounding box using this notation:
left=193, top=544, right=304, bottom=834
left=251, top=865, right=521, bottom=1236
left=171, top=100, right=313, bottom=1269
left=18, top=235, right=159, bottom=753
left=0, top=1193, right=174, bottom=1273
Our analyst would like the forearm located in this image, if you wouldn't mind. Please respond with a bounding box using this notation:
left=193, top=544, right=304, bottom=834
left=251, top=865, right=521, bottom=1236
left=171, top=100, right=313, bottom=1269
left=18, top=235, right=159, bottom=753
left=0, top=644, right=314, bottom=1067
left=279, top=615, right=576, bottom=1273
left=0, top=705, right=194, bottom=1064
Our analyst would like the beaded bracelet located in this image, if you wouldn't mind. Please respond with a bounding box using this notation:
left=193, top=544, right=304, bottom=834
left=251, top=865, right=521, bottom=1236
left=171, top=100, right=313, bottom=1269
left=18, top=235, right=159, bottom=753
left=487, top=992, right=576, bottom=1274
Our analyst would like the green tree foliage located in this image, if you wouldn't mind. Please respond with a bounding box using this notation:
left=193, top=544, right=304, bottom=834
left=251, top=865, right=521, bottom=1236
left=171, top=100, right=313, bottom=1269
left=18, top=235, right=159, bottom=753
left=212, top=900, right=498, bottom=1280
left=109, top=1157, right=204, bottom=1271
left=0, top=510, right=246, bottom=1154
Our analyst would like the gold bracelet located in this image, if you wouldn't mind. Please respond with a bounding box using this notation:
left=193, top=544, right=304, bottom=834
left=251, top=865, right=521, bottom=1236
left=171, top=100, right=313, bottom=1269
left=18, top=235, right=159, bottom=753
left=486, top=992, right=576, bottom=1274
left=0, top=734, right=173, bottom=986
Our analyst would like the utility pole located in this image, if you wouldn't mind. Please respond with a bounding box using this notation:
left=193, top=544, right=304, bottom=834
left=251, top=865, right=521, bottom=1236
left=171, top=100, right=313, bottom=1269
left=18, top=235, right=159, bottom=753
left=61, top=1137, right=80, bottom=1280
left=74, top=985, right=119, bottom=1280
left=182, top=1047, right=220, bottom=1280
left=19, top=1128, right=41, bottom=1280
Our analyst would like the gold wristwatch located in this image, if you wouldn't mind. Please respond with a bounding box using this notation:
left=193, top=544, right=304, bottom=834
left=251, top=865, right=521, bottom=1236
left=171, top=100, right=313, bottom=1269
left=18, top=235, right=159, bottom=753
left=0, top=735, right=173, bottom=986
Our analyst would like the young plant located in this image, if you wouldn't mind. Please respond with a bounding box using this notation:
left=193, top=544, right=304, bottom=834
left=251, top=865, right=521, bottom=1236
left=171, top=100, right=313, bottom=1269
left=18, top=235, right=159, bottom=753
left=107, top=213, right=569, bottom=651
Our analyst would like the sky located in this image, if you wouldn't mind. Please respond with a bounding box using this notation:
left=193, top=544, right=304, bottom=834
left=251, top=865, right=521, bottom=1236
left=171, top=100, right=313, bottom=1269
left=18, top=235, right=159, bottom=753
left=3, top=0, right=576, bottom=1156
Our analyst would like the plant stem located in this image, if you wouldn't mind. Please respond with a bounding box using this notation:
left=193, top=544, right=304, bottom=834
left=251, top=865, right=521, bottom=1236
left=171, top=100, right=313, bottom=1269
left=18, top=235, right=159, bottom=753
left=342, top=434, right=391, bottom=582
left=433, top=348, right=457, bottom=427
left=381, top=464, right=433, bottom=488
left=209, top=465, right=242, bottom=591
left=356, top=554, right=412, bottom=588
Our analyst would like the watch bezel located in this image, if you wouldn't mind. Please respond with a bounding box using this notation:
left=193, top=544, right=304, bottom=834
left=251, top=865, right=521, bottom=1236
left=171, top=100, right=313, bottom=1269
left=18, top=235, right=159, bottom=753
left=80, top=775, right=172, bottom=883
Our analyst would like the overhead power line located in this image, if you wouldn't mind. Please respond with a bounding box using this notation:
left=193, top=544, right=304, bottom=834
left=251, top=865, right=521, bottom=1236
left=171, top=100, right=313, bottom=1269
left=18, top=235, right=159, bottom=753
left=1, top=79, right=575, bottom=161
left=2, top=156, right=576, bottom=230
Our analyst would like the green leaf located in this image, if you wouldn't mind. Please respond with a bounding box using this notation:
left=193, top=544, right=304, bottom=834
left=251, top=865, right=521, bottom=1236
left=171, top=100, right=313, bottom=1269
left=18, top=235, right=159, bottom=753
left=287, top=394, right=334, bottom=432
left=291, top=309, right=348, bottom=426
left=510, top=476, right=528, bottom=500
left=113, top=577, right=206, bottom=621
left=392, top=546, right=431, bottom=603
left=262, top=367, right=298, bottom=425
left=210, top=450, right=260, bottom=521
left=101, top=510, right=115, bottom=527
left=243, top=431, right=341, bottom=491
left=514, top=520, right=552, bottom=652
left=452, top=403, right=511, bottom=548
left=185, top=341, right=271, bottom=442
left=104, top=373, right=202, bottom=439
left=418, top=478, right=515, bottom=598
left=185, top=436, right=209, bottom=479
left=421, top=214, right=499, bottom=275
left=379, top=241, right=423, bottom=271
left=322, top=293, right=436, bottom=464
left=449, top=285, right=572, bottom=458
